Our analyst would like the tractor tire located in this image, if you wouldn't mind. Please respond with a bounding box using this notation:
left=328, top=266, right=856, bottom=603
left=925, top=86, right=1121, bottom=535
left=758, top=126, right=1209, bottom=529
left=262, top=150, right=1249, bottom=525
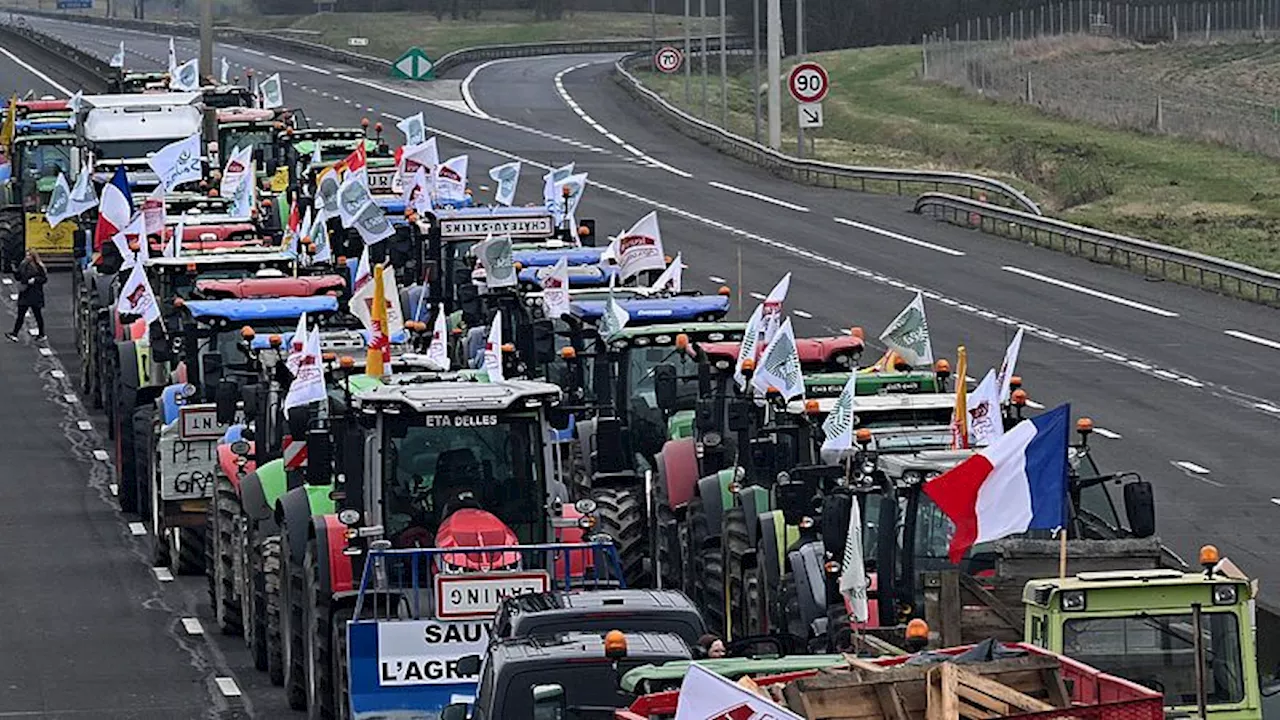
left=655, top=501, right=680, bottom=591
left=700, top=545, right=726, bottom=637
left=263, top=535, right=285, bottom=686
left=779, top=569, right=805, bottom=640
left=684, top=495, right=709, bottom=602
left=723, top=506, right=751, bottom=639
left=244, top=526, right=269, bottom=671
left=592, top=486, right=649, bottom=588
left=304, top=538, right=334, bottom=720
left=283, top=532, right=308, bottom=710
left=132, top=405, right=154, bottom=522
left=743, top=565, right=766, bottom=637
left=331, top=607, right=354, bottom=720
left=212, top=477, right=243, bottom=634
left=0, top=212, right=23, bottom=273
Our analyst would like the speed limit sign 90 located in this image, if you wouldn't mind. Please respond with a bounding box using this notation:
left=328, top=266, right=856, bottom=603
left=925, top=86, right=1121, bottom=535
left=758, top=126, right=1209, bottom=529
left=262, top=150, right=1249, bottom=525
left=788, top=61, right=829, bottom=103
left=654, top=46, right=684, bottom=74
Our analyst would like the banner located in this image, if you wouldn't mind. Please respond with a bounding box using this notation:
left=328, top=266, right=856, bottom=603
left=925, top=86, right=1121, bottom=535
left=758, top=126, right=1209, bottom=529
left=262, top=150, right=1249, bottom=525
left=879, top=291, right=934, bottom=368
left=487, top=161, right=520, bottom=206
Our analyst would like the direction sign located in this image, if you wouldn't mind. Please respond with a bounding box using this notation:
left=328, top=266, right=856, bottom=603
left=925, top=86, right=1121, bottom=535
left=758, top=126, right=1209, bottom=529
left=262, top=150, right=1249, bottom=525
left=56, top=0, right=93, bottom=8
left=391, top=47, right=434, bottom=81
left=798, top=102, right=824, bottom=129
left=654, top=45, right=683, bottom=74
left=348, top=37, right=369, bottom=47
left=788, top=61, right=830, bottom=104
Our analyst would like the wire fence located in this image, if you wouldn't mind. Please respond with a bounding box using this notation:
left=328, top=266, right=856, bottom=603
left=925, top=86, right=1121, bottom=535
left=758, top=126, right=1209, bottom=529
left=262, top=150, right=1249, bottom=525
left=922, top=0, right=1280, bottom=158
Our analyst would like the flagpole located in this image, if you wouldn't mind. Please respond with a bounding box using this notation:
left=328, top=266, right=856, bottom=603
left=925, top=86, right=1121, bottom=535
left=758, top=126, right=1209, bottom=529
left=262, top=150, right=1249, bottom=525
left=1058, top=528, right=1068, bottom=581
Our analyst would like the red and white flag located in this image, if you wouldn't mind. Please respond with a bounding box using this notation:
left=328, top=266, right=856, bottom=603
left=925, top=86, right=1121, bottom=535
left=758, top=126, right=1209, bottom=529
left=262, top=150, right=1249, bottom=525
left=614, top=210, right=667, bottom=282
left=283, top=327, right=326, bottom=410
left=424, top=304, right=450, bottom=372
left=673, top=663, right=802, bottom=720
left=482, top=310, right=503, bottom=382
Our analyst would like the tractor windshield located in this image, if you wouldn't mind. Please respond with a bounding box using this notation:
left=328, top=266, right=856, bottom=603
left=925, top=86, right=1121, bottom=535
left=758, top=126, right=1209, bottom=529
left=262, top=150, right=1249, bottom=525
left=17, top=142, right=72, bottom=207
left=382, top=412, right=546, bottom=547
left=621, top=345, right=700, bottom=458
left=220, top=128, right=275, bottom=163
left=1063, top=611, right=1245, bottom=706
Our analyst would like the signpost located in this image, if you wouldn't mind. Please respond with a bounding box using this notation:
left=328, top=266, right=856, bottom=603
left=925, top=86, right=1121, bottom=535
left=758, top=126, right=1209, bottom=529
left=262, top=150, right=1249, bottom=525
left=391, top=47, right=435, bottom=81
left=798, top=102, right=824, bottom=129
left=788, top=60, right=828, bottom=157
left=654, top=45, right=683, bottom=74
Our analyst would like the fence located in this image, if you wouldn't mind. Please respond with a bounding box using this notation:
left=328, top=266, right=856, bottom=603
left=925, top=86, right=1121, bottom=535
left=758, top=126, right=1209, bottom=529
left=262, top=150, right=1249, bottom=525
left=922, top=0, right=1280, bottom=157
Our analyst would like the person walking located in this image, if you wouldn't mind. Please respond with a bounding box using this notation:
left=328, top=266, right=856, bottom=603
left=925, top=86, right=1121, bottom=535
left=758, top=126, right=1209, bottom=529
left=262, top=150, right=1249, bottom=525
left=7, top=250, right=47, bottom=342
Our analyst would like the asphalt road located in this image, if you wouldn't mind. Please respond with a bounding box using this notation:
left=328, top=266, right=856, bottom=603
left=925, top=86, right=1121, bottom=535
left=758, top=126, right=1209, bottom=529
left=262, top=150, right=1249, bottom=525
left=3, top=16, right=1280, bottom=715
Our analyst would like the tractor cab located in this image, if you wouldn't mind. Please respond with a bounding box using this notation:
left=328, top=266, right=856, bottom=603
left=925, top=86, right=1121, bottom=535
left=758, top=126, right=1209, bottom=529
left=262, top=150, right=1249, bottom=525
left=109, top=71, right=169, bottom=94
left=200, top=84, right=257, bottom=111
left=0, top=96, right=80, bottom=265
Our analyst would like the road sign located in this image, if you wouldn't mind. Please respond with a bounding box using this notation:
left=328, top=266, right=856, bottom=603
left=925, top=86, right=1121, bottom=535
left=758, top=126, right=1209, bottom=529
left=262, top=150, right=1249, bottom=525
left=391, top=47, right=435, bottom=81
left=788, top=61, right=830, bottom=104
left=436, top=571, right=550, bottom=619
left=179, top=404, right=228, bottom=441
left=56, top=0, right=93, bottom=8
left=654, top=45, right=683, bottom=74
left=347, top=37, right=369, bottom=47
left=798, top=102, right=824, bottom=129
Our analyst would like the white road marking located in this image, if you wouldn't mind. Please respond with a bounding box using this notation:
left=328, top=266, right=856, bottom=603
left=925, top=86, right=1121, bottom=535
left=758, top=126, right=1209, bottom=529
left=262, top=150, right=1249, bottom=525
left=50, top=369, right=64, bottom=379
left=181, top=618, right=204, bottom=635
left=109, top=483, right=118, bottom=496
left=1093, top=427, right=1122, bottom=439
left=1225, top=329, right=1280, bottom=351
left=77, top=420, right=92, bottom=431
left=749, top=292, right=767, bottom=301
left=0, top=45, right=71, bottom=95
left=128, top=522, right=147, bottom=536
left=153, top=567, right=174, bottom=582
left=1001, top=266, right=1179, bottom=317
left=460, top=57, right=530, bottom=118
left=2, top=278, right=10, bottom=284
left=708, top=181, right=809, bottom=212
left=241, top=48, right=266, bottom=56
left=1128, top=360, right=1152, bottom=370
left=215, top=677, right=242, bottom=697
left=300, top=63, right=331, bottom=75
left=1177, top=377, right=1205, bottom=388
left=1024, top=399, right=1046, bottom=409
left=794, top=309, right=814, bottom=318
left=380, top=112, right=403, bottom=121
left=834, top=217, right=966, bottom=256
left=92, top=449, right=109, bottom=461
left=1255, top=403, right=1280, bottom=413
left=708, top=275, right=727, bottom=284
left=1271, top=498, right=1280, bottom=507
left=1175, top=460, right=1211, bottom=474
left=268, top=54, right=297, bottom=65
left=64, top=393, right=78, bottom=403
left=1102, top=353, right=1127, bottom=362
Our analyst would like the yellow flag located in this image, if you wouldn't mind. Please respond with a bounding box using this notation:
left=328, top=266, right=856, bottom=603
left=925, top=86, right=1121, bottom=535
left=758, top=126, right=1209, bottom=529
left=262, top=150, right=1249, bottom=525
left=365, top=264, right=390, bottom=377
left=950, top=346, right=969, bottom=449
left=1, top=95, right=16, bottom=147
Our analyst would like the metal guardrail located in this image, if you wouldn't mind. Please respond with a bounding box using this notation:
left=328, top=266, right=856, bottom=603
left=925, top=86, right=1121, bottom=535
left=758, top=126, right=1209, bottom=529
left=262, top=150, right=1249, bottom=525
left=431, top=34, right=748, bottom=76
left=612, top=52, right=1043, bottom=215
left=915, top=192, right=1280, bottom=305
left=0, top=14, right=111, bottom=91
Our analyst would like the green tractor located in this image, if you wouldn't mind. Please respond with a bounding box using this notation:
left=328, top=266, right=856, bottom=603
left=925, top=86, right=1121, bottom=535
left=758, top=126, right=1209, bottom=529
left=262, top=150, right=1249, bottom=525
left=0, top=96, right=79, bottom=269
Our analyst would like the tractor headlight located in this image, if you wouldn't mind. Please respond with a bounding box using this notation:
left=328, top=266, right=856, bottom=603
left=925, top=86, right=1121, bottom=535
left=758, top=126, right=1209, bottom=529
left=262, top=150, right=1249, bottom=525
left=703, top=431, right=722, bottom=448
left=338, top=509, right=361, bottom=526
left=574, top=498, right=597, bottom=515
left=577, top=516, right=597, bottom=530
left=1060, top=590, right=1086, bottom=612
left=1213, top=584, right=1238, bottom=605
left=776, top=470, right=790, bottom=485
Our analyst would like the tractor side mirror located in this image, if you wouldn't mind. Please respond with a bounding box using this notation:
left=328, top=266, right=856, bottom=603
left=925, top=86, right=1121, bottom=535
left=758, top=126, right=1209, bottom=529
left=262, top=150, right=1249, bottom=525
left=1123, top=479, right=1156, bottom=538
left=306, top=427, right=330, bottom=486
left=72, top=228, right=87, bottom=259
left=149, top=324, right=173, bottom=363
left=654, top=364, right=678, bottom=413
left=456, top=654, right=481, bottom=677
left=215, top=379, right=239, bottom=424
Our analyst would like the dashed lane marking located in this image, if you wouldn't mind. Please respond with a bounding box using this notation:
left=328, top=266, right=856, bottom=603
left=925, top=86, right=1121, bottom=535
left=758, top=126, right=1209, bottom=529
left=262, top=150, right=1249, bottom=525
left=835, top=217, right=966, bottom=257
left=794, top=309, right=814, bottom=319
left=182, top=618, right=204, bottom=635
left=708, top=181, right=809, bottom=212
left=153, top=567, right=174, bottom=582
left=215, top=677, right=242, bottom=697
left=1093, top=427, right=1122, bottom=439
left=109, top=483, right=118, bottom=496
left=1001, top=266, right=1179, bottom=318
left=268, top=54, right=297, bottom=65
left=128, top=522, right=147, bottom=536
left=300, top=63, right=331, bottom=75
left=1225, top=329, right=1280, bottom=351
left=77, top=420, right=92, bottom=430
left=64, top=393, right=78, bottom=403
left=1175, top=460, right=1211, bottom=474
left=708, top=275, right=727, bottom=284
left=92, top=449, right=109, bottom=461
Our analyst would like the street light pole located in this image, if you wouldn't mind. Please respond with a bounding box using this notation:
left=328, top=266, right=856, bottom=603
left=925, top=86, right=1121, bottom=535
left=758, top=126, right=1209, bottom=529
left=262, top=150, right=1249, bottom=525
left=684, top=0, right=691, bottom=105
left=700, top=0, right=708, bottom=118
left=719, top=0, right=727, bottom=128
left=796, top=0, right=805, bottom=157
left=766, top=0, right=781, bottom=148
left=650, top=0, right=657, bottom=60
left=200, top=0, right=213, bottom=83
left=753, top=0, right=761, bottom=143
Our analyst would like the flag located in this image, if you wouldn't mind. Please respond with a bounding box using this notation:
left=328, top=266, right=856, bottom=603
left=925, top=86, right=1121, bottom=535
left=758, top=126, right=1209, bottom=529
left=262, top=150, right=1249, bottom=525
left=0, top=96, right=13, bottom=147
left=311, top=140, right=323, bottom=167
left=167, top=37, right=176, bottom=73
left=341, top=142, right=368, bottom=177
left=672, top=663, right=803, bottom=720
left=996, top=327, right=1025, bottom=404
left=66, top=90, right=82, bottom=129
left=483, top=310, right=504, bottom=382
left=821, top=373, right=858, bottom=455
left=351, top=261, right=404, bottom=337
left=757, top=272, right=792, bottom=359
left=435, top=154, right=468, bottom=202
left=837, top=494, right=869, bottom=624
left=552, top=172, right=587, bottom=224
left=311, top=214, right=331, bottom=263
left=283, top=198, right=301, bottom=252
left=352, top=202, right=396, bottom=245
left=44, top=173, right=73, bottom=228
left=488, top=161, right=520, bottom=206
left=423, top=304, right=450, bottom=371
left=229, top=163, right=256, bottom=218
left=407, top=166, right=432, bottom=217
left=94, top=166, right=133, bottom=253
left=163, top=219, right=184, bottom=258
left=170, top=58, right=199, bottom=91
left=67, top=165, right=97, bottom=216
left=599, top=278, right=630, bottom=340
left=115, top=261, right=160, bottom=323
left=751, top=317, right=804, bottom=401
left=651, top=252, right=682, bottom=293
left=396, top=112, right=426, bottom=146
left=220, top=144, right=253, bottom=198
left=540, top=256, right=570, bottom=319
left=148, top=132, right=202, bottom=190
left=477, top=235, right=516, bottom=289
left=950, top=346, right=969, bottom=450
left=401, top=137, right=439, bottom=178
left=366, top=265, right=391, bottom=376
left=968, top=369, right=1004, bottom=447
left=283, top=327, right=327, bottom=410
left=880, top=291, right=934, bottom=368
left=294, top=207, right=313, bottom=258
left=110, top=41, right=125, bottom=68
left=338, top=172, right=373, bottom=228
left=615, top=210, right=666, bottom=282
left=141, top=185, right=166, bottom=239
left=542, top=163, right=575, bottom=206
left=286, top=313, right=308, bottom=375
left=219, top=57, right=230, bottom=85
left=352, top=246, right=372, bottom=299
left=260, top=73, right=284, bottom=109
left=733, top=304, right=763, bottom=391
left=315, top=167, right=340, bottom=216
left=923, top=403, right=1071, bottom=563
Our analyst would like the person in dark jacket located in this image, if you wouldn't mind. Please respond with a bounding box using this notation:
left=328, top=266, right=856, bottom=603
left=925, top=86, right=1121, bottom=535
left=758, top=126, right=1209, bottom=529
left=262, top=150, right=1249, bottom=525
left=7, top=250, right=47, bottom=342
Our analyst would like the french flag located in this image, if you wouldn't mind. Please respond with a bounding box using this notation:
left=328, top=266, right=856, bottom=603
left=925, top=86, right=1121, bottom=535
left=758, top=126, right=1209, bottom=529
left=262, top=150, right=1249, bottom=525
left=94, top=166, right=133, bottom=253
left=923, top=403, right=1070, bottom=563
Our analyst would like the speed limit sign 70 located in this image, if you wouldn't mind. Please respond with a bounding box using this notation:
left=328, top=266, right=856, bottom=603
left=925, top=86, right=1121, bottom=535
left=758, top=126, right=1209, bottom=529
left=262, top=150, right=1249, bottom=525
left=788, top=61, right=829, bottom=104
left=654, top=46, right=684, bottom=74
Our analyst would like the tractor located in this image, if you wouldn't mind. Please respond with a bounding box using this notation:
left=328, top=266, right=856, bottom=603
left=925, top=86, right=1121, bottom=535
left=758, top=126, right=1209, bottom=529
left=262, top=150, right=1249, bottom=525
left=0, top=96, right=78, bottom=268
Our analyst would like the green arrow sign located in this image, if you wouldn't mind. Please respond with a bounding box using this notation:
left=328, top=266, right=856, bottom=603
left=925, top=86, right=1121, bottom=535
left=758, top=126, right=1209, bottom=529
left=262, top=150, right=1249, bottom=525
left=391, top=47, right=435, bottom=81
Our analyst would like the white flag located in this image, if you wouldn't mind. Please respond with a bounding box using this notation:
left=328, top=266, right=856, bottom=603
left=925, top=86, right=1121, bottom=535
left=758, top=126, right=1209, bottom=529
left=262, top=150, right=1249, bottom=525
left=435, top=154, right=468, bottom=201
left=283, top=327, right=326, bottom=410
left=880, top=292, right=933, bottom=369
left=260, top=73, right=284, bottom=109
left=352, top=202, right=396, bottom=245
left=488, top=161, right=520, bottom=206
left=311, top=214, right=332, bottom=263
left=615, top=211, right=666, bottom=282
left=170, top=58, right=199, bottom=92
left=352, top=246, right=372, bottom=298
left=424, top=304, right=450, bottom=371
left=48, top=168, right=97, bottom=226
left=650, top=252, right=683, bottom=293
left=110, top=41, right=125, bottom=68
left=115, top=261, right=160, bottom=324
left=752, top=317, right=804, bottom=401
left=821, top=373, right=858, bottom=456
left=167, top=37, right=176, bottom=73
left=542, top=163, right=575, bottom=205
left=338, top=172, right=374, bottom=228
left=229, top=163, right=256, bottom=218
left=66, top=90, right=82, bottom=129
left=552, top=172, right=587, bottom=223
left=476, top=235, right=516, bottom=289
left=598, top=281, right=630, bottom=340
left=483, top=310, right=504, bottom=382
left=286, top=313, right=308, bottom=375
left=396, top=112, right=426, bottom=146
left=673, top=664, right=803, bottom=720
left=540, top=256, right=570, bottom=319
left=141, top=185, right=166, bottom=239
left=837, top=495, right=870, bottom=624
left=220, top=144, right=253, bottom=199
left=996, top=327, right=1025, bottom=403
left=163, top=220, right=184, bottom=258
left=401, top=137, right=439, bottom=179
left=733, top=304, right=763, bottom=391
left=148, top=132, right=202, bottom=190
left=351, top=261, right=404, bottom=337
left=68, top=165, right=97, bottom=215
left=968, top=369, right=1005, bottom=447
left=407, top=167, right=432, bottom=217
left=43, top=173, right=74, bottom=228
left=757, top=272, right=792, bottom=359
left=220, top=57, right=230, bottom=85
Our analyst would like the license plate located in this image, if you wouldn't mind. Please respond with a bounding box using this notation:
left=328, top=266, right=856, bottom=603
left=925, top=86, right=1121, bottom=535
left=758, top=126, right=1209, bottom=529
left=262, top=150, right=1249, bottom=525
left=435, top=571, right=550, bottom=619
left=369, top=171, right=394, bottom=192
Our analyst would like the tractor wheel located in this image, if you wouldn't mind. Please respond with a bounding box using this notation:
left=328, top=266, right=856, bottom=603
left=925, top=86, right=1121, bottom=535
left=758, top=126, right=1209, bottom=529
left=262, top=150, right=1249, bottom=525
left=206, top=487, right=219, bottom=606
left=757, top=542, right=781, bottom=633
left=263, top=535, right=285, bottom=686
left=592, top=486, right=648, bottom=587
left=331, top=607, right=354, bottom=720
left=132, top=405, right=155, bottom=523
left=158, top=527, right=205, bottom=576
left=304, top=538, right=334, bottom=720
left=684, top=495, right=708, bottom=602
left=723, top=506, right=751, bottom=639
left=0, top=212, right=23, bottom=273
left=212, top=477, right=242, bottom=634
left=283, top=532, right=308, bottom=710
left=779, top=569, right=805, bottom=640
left=654, top=501, right=680, bottom=591
left=700, top=545, right=725, bottom=637
left=743, top=565, right=766, bottom=637
left=244, top=525, right=269, bottom=671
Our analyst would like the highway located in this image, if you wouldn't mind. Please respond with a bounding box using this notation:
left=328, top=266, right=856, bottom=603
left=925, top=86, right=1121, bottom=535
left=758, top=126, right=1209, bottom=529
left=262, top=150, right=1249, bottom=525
left=1, top=15, right=1278, bottom=715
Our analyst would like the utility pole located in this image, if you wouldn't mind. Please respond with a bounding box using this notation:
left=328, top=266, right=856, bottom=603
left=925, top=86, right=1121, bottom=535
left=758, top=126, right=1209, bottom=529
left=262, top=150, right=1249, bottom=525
left=719, top=0, right=727, bottom=128
left=650, top=0, right=657, bottom=60
left=766, top=0, right=781, bottom=148
left=200, top=0, right=213, bottom=83
left=753, top=0, right=761, bottom=142
left=796, top=0, right=805, bottom=157
left=684, top=0, right=692, bottom=105
left=700, top=0, right=708, bottom=118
